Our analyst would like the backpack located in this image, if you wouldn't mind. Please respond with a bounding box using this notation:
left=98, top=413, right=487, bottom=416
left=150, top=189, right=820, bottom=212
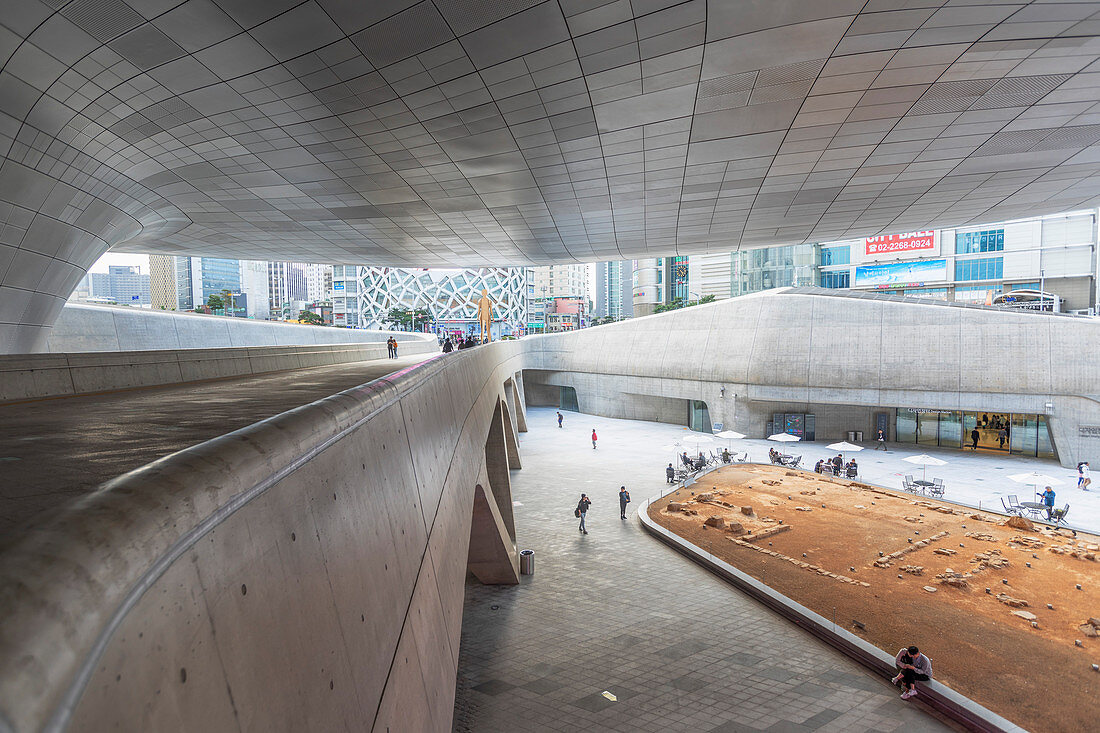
left=574, top=508, right=581, bottom=518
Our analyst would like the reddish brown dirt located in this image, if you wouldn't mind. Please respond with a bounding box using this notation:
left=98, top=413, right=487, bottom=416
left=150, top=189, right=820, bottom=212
left=648, top=465, right=1100, bottom=733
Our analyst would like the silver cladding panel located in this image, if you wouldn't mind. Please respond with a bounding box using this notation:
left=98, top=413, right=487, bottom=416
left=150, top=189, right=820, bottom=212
left=3, top=1, right=1100, bottom=350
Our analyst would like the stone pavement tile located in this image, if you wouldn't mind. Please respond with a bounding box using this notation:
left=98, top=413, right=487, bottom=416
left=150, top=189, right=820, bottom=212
left=452, top=409, right=954, bottom=732
left=802, top=707, right=843, bottom=729
left=709, top=720, right=764, bottom=732
left=470, top=678, right=514, bottom=696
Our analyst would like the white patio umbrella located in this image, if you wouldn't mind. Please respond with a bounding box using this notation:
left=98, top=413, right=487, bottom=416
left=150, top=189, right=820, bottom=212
left=826, top=441, right=864, bottom=452
left=902, top=453, right=948, bottom=480
left=1008, top=472, right=1064, bottom=497
left=715, top=430, right=746, bottom=440
left=767, top=433, right=800, bottom=442
left=683, top=434, right=714, bottom=444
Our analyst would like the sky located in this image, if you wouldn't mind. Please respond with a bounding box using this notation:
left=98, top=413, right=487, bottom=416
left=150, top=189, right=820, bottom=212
left=89, top=252, right=149, bottom=273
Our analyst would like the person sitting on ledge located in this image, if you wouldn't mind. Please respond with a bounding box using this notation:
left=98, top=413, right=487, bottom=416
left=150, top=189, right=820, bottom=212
left=892, top=645, right=932, bottom=700
left=814, top=459, right=824, bottom=474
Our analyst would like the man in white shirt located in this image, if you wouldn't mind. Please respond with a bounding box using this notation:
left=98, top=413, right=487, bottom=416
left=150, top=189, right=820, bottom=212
left=1079, top=462, right=1091, bottom=491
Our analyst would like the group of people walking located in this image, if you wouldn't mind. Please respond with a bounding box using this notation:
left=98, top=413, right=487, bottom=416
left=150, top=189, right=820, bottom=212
left=441, top=335, right=479, bottom=352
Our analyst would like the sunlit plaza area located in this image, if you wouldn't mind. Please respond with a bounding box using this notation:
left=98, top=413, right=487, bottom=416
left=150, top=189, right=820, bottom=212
left=4, top=3, right=1100, bottom=733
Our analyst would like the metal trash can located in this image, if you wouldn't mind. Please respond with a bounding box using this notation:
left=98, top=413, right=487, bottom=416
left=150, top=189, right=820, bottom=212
left=519, top=549, right=534, bottom=575
left=847, top=431, right=856, bottom=441
left=856, top=431, right=864, bottom=442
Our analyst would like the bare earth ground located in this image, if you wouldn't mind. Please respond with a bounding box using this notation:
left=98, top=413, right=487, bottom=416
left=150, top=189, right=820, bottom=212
left=648, top=465, right=1100, bottom=733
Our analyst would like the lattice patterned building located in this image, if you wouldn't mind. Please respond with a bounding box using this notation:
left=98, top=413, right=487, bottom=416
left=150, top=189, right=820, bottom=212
left=332, top=267, right=527, bottom=337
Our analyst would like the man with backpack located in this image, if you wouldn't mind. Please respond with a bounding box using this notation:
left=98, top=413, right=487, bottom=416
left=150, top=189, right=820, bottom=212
left=618, top=486, right=630, bottom=520
left=575, top=494, right=591, bottom=534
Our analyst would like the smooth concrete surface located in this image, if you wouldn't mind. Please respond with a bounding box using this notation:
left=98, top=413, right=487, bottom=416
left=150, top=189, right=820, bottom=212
left=0, top=336, right=438, bottom=402
left=453, top=408, right=952, bottom=732
left=5, top=4, right=1100, bottom=354
left=44, top=304, right=427, bottom=353
left=0, top=352, right=430, bottom=539
left=522, top=288, right=1100, bottom=469
left=0, top=343, right=524, bottom=732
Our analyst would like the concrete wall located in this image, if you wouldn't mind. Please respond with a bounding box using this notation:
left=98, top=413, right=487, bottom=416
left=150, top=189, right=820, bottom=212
left=42, top=303, right=427, bottom=353
left=0, top=344, right=524, bottom=733
left=0, top=337, right=440, bottom=403
left=522, top=288, right=1100, bottom=468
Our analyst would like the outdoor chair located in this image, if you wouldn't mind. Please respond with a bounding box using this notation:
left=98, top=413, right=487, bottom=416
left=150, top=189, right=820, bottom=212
left=1052, top=504, right=1070, bottom=525
left=1008, top=495, right=1021, bottom=511
left=1000, top=497, right=1020, bottom=516
left=903, top=475, right=915, bottom=491
left=928, top=483, right=944, bottom=498
left=787, top=455, right=802, bottom=469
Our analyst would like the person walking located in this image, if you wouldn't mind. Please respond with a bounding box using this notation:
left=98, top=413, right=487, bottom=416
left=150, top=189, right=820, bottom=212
left=666, top=463, right=675, bottom=484
left=970, top=427, right=980, bottom=450
left=442, top=338, right=453, bottom=353
left=618, top=486, right=630, bottom=520
left=557, top=411, right=563, bottom=428
left=998, top=426, right=1007, bottom=448
left=1079, top=461, right=1091, bottom=491
left=576, top=493, right=591, bottom=534
left=875, top=428, right=888, bottom=451
left=1040, top=486, right=1056, bottom=520
left=591, top=429, right=598, bottom=449
left=892, top=645, right=932, bottom=699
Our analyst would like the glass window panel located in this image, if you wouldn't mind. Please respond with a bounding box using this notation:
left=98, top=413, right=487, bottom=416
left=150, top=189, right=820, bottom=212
left=896, top=409, right=917, bottom=443
left=1037, top=415, right=1056, bottom=459
left=939, top=411, right=962, bottom=447
left=917, top=412, right=938, bottom=446
left=1010, top=414, right=1037, bottom=456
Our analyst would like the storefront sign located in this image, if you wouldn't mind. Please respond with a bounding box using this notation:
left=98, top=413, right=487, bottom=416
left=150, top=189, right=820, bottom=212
left=865, top=231, right=935, bottom=255
left=854, top=259, right=947, bottom=289
left=908, top=408, right=953, bottom=414
left=1079, top=425, right=1100, bottom=438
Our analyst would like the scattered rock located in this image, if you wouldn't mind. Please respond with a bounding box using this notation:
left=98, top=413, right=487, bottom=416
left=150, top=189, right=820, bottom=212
left=1012, top=610, right=1037, bottom=621
left=795, top=506, right=813, bottom=512
left=936, top=570, right=970, bottom=588
left=741, top=506, right=754, bottom=516
left=725, top=522, right=745, bottom=535
left=785, top=471, right=798, bottom=477
left=1089, top=618, right=1100, bottom=628
left=1004, top=515, right=1035, bottom=531
left=902, top=565, right=923, bottom=575
left=761, top=480, right=781, bottom=486
left=965, top=532, right=997, bottom=542
left=996, top=593, right=1029, bottom=608
left=923, top=586, right=937, bottom=593
left=904, top=516, right=922, bottom=523
left=704, top=516, right=725, bottom=529
left=799, top=490, right=816, bottom=496
left=666, top=502, right=684, bottom=512
left=934, top=548, right=957, bottom=556
left=1079, top=624, right=1100, bottom=638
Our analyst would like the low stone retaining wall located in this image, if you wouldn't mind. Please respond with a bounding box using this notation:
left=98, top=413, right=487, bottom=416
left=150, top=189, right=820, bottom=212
left=638, top=482, right=1026, bottom=733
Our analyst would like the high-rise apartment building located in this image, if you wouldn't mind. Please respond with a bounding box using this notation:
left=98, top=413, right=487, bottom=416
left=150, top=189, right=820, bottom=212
left=268, top=262, right=308, bottom=315
left=305, top=264, right=333, bottom=303
left=594, top=261, right=634, bottom=321
left=151, top=256, right=270, bottom=318
left=73, top=265, right=150, bottom=305
left=149, top=255, right=178, bottom=310
left=526, top=263, right=588, bottom=330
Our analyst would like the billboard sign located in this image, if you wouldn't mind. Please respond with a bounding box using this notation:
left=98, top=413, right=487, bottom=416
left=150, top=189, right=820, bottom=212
left=865, top=231, right=935, bottom=257
left=854, top=259, right=947, bottom=289
left=332, top=281, right=345, bottom=292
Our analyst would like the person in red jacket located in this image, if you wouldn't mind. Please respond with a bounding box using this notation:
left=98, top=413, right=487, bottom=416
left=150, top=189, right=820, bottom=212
left=591, top=429, right=598, bottom=449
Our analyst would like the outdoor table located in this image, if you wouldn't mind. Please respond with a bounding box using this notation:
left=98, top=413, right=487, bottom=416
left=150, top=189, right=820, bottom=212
left=1018, top=501, right=1048, bottom=518
left=912, top=480, right=934, bottom=493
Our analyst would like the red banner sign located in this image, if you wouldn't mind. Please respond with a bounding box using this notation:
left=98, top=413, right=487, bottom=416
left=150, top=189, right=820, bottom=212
left=865, top=231, right=934, bottom=255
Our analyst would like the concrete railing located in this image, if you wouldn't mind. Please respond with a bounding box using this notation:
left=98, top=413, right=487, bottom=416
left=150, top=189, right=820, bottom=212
left=0, top=342, right=525, bottom=732
left=637, top=481, right=1025, bottom=733
left=0, top=337, right=439, bottom=403
left=42, top=303, right=425, bottom=353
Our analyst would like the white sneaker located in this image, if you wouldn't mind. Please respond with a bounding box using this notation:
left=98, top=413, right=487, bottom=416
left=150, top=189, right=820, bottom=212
left=891, top=674, right=903, bottom=685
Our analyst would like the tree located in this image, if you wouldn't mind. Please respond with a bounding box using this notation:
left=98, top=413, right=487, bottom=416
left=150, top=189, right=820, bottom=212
left=297, top=310, right=324, bottom=325
left=220, top=289, right=234, bottom=315
left=386, top=307, right=411, bottom=330
left=207, top=294, right=224, bottom=310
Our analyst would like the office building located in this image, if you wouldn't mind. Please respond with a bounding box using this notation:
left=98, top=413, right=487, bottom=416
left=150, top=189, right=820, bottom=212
left=305, top=264, right=333, bottom=303
left=594, top=261, right=634, bottom=321
left=268, top=262, right=308, bottom=316
left=332, top=266, right=526, bottom=338
left=72, top=265, right=151, bottom=306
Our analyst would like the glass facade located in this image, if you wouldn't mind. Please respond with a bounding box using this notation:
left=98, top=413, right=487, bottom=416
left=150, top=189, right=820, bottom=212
left=956, top=229, right=1005, bottom=254
left=820, top=270, right=849, bottom=288
left=819, top=245, right=850, bottom=266
left=895, top=409, right=1054, bottom=458
left=955, top=257, right=1003, bottom=281
left=734, top=244, right=816, bottom=295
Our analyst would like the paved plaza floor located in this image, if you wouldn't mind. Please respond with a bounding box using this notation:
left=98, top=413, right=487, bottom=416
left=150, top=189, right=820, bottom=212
left=452, top=408, right=956, bottom=732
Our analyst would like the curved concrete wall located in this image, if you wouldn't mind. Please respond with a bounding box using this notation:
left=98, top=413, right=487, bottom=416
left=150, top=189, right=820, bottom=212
left=522, top=288, right=1100, bottom=468
left=42, top=304, right=426, bottom=353
left=0, top=344, right=524, bottom=732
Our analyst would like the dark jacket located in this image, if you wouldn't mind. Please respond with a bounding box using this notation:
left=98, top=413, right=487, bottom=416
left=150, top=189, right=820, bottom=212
left=619, top=490, right=630, bottom=506
left=577, top=498, right=591, bottom=513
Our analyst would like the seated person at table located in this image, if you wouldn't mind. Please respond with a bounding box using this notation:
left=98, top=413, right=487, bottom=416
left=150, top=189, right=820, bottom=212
left=722, top=448, right=731, bottom=463
left=846, top=459, right=858, bottom=478
left=814, top=459, right=824, bottom=474
left=681, top=451, right=692, bottom=467
left=832, top=454, right=843, bottom=473
left=769, top=448, right=779, bottom=463
left=892, top=645, right=932, bottom=700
